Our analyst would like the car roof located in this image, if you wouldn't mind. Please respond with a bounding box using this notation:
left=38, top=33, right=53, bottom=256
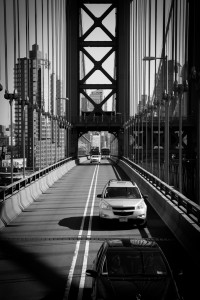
left=106, top=180, right=137, bottom=188
left=105, top=238, right=159, bottom=250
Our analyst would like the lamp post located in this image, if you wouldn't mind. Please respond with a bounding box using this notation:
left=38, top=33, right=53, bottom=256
left=56, top=97, right=69, bottom=159
left=162, top=90, right=170, bottom=184
left=42, top=110, right=49, bottom=167
left=148, top=103, right=154, bottom=173
left=18, top=96, right=29, bottom=178
left=4, top=89, right=19, bottom=184
left=35, top=105, right=42, bottom=170
left=173, top=80, right=188, bottom=193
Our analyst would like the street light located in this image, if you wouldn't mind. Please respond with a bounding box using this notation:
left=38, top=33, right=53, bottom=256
left=56, top=97, right=69, bottom=159
left=4, top=89, right=19, bottom=184
left=18, top=96, right=29, bottom=178
left=173, top=80, right=188, bottom=193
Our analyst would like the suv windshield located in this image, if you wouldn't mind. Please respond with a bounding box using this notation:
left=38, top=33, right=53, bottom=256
left=104, top=187, right=141, bottom=199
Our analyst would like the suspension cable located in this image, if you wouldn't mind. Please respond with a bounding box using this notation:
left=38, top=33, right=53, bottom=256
left=25, top=0, right=30, bottom=58
left=13, top=0, right=17, bottom=66
left=3, top=0, right=8, bottom=89
left=17, top=0, right=20, bottom=62
left=47, top=0, right=50, bottom=114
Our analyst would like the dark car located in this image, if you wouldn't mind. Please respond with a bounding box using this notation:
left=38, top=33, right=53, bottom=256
left=86, top=238, right=182, bottom=300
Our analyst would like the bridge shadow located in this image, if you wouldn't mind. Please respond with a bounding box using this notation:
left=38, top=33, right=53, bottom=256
left=0, top=234, right=66, bottom=300
left=59, top=216, right=138, bottom=231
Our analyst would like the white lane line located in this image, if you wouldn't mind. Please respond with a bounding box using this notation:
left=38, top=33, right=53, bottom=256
left=62, top=165, right=98, bottom=300
left=77, top=164, right=99, bottom=300
left=143, top=226, right=152, bottom=238
left=113, top=165, right=121, bottom=179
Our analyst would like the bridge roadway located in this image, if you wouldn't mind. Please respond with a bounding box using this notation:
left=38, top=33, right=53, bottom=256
left=0, top=159, right=198, bottom=300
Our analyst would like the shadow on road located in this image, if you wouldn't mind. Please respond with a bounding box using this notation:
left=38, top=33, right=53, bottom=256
left=59, top=215, right=138, bottom=231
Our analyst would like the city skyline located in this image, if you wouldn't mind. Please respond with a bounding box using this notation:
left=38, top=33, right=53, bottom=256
left=0, top=0, right=66, bottom=127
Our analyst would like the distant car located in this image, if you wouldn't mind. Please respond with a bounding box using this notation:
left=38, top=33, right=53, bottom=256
left=90, top=155, right=101, bottom=164
left=97, top=179, right=147, bottom=227
left=86, top=238, right=183, bottom=300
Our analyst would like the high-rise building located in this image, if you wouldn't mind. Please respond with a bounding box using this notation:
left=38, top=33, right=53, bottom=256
left=14, top=44, right=59, bottom=170
left=88, top=89, right=103, bottom=111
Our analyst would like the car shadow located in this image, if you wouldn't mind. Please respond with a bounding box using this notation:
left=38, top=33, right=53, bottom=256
left=58, top=216, right=137, bottom=231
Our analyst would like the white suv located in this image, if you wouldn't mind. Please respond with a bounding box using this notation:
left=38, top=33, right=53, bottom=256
left=97, top=179, right=147, bottom=227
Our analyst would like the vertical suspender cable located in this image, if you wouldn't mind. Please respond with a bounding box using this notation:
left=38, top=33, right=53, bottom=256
left=148, top=0, right=152, bottom=171
left=17, top=0, right=20, bottom=61
left=47, top=0, right=50, bottom=114
left=51, top=0, right=57, bottom=162
left=155, top=0, right=160, bottom=178
left=171, top=0, right=175, bottom=87
left=135, top=0, right=138, bottom=163
left=47, top=0, right=52, bottom=163
left=174, top=0, right=178, bottom=84
left=178, top=0, right=183, bottom=193
left=13, top=0, right=19, bottom=155
left=162, top=0, right=166, bottom=89
left=185, top=0, right=189, bottom=80
left=141, top=0, right=144, bottom=165
left=25, top=0, right=30, bottom=58
left=3, top=0, right=10, bottom=179
left=139, top=0, right=142, bottom=164
left=35, top=0, right=38, bottom=105
left=13, top=0, right=17, bottom=67
left=51, top=0, right=55, bottom=115
left=3, top=0, right=8, bottom=89
left=55, top=0, right=60, bottom=159
left=42, top=0, right=44, bottom=108
left=144, top=0, right=147, bottom=169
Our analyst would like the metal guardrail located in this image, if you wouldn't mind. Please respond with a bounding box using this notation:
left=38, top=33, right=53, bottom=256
left=119, top=156, right=200, bottom=227
left=0, top=157, right=74, bottom=202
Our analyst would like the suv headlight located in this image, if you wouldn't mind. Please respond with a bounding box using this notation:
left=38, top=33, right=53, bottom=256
left=100, top=201, right=111, bottom=209
left=136, top=200, right=145, bottom=210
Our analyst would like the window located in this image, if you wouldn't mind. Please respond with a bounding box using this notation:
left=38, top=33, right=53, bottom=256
left=105, top=187, right=141, bottom=199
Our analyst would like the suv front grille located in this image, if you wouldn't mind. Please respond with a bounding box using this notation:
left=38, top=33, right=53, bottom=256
left=113, top=211, right=133, bottom=216
left=112, top=207, right=135, bottom=216
left=113, top=207, right=135, bottom=211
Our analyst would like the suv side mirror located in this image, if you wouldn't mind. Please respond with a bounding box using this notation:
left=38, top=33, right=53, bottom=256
left=142, top=194, right=148, bottom=201
left=97, top=194, right=102, bottom=198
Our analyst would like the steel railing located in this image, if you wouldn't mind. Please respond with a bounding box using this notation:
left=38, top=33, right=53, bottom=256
left=0, top=157, right=74, bottom=202
left=115, top=156, right=200, bottom=227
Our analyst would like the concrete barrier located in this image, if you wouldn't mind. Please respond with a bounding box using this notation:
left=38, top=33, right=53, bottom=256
left=0, top=158, right=86, bottom=230
left=39, top=176, right=49, bottom=193
left=0, top=193, right=22, bottom=225
left=46, top=172, right=55, bottom=187
left=19, top=186, right=33, bottom=209
left=116, top=158, right=200, bottom=260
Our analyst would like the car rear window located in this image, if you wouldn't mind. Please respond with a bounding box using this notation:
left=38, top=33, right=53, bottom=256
left=105, top=250, right=167, bottom=276
left=104, top=187, right=141, bottom=199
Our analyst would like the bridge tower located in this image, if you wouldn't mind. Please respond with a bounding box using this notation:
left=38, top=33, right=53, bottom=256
left=66, top=0, right=131, bottom=157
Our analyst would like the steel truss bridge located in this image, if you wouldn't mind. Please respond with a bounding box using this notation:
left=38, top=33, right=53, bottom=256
left=0, top=1, right=200, bottom=298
